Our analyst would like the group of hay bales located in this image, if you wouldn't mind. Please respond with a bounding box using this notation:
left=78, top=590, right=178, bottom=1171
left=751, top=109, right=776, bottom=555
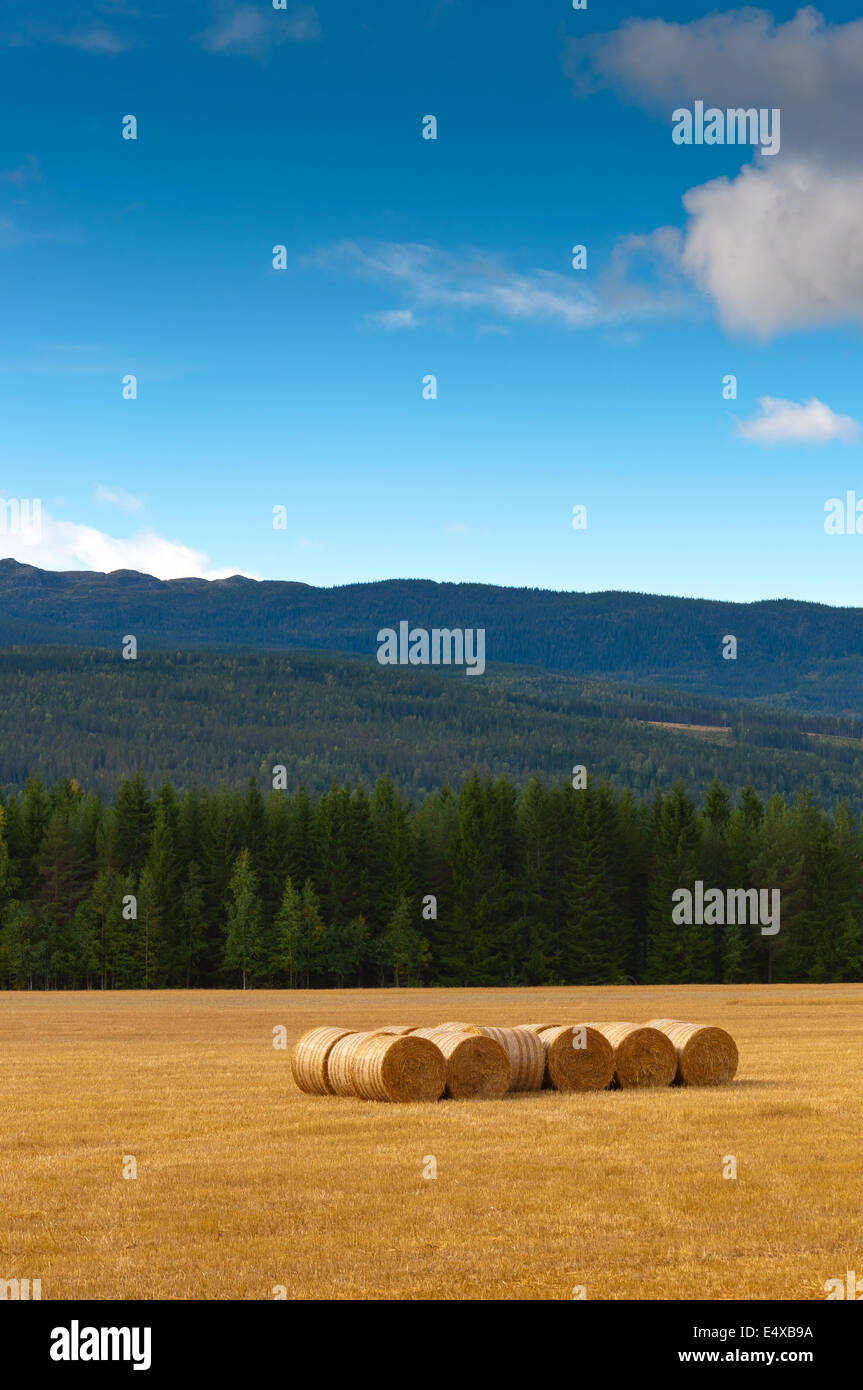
left=290, top=1017, right=738, bottom=1103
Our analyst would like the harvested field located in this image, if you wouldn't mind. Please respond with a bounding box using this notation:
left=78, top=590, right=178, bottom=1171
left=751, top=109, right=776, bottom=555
left=1, top=984, right=860, bottom=1300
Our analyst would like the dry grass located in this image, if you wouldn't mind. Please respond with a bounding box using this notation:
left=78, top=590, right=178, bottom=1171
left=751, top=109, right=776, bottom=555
left=1, top=984, right=861, bottom=1301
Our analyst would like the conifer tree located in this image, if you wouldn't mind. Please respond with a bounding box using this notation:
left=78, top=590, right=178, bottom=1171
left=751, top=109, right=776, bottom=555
left=272, top=875, right=303, bottom=987
left=380, top=894, right=427, bottom=986
left=561, top=778, right=625, bottom=984
left=112, top=773, right=154, bottom=875
left=644, top=782, right=708, bottom=982
left=224, top=849, right=264, bottom=989
left=180, top=862, right=208, bottom=987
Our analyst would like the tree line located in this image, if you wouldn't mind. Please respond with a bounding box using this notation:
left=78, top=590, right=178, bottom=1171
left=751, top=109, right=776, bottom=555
left=0, top=771, right=860, bottom=990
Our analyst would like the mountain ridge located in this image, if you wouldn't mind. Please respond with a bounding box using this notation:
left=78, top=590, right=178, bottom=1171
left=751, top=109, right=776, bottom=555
left=1, top=558, right=861, bottom=714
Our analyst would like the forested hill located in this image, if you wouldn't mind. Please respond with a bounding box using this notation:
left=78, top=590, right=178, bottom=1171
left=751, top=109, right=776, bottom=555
left=3, top=645, right=863, bottom=811
left=2, top=559, right=863, bottom=715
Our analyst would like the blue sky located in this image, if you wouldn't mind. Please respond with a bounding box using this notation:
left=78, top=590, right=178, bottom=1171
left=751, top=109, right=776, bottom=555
left=2, top=0, right=863, bottom=603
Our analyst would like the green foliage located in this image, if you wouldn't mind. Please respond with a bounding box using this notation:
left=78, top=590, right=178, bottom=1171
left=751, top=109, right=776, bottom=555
left=4, top=561, right=863, bottom=716
left=223, top=849, right=264, bottom=989
left=0, top=771, right=860, bottom=989
left=3, top=646, right=863, bottom=811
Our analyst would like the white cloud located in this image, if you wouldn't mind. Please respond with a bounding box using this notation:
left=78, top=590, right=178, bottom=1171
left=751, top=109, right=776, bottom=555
left=310, top=236, right=690, bottom=331
left=681, top=161, right=863, bottom=336
left=565, top=8, right=863, bottom=338
left=2, top=509, right=255, bottom=580
left=96, top=484, right=144, bottom=512
left=200, top=2, right=320, bottom=56
left=737, top=396, right=860, bottom=445
left=565, top=7, right=863, bottom=167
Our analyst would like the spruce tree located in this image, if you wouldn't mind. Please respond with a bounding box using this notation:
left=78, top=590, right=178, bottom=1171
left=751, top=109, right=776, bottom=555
left=224, top=849, right=264, bottom=989
left=380, top=895, right=427, bottom=986
left=561, top=779, right=625, bottom=984
left=272, top=875, right=303, bottom=987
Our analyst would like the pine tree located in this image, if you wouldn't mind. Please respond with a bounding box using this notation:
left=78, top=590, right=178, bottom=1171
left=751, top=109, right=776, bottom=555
left=224, top=849, right=264, bottom=989
left=751, top=796, right=800, bottom=983
left=700, top=778, right=732, bottom=977
left=272, top=876, right=303, bottom=987
left=180, top=862, right=208, bottom=987
left=323, top=914, right=368, bottom=987
left=200, top=790, right=241, bottom=977
left=112, top=773, right=154, bottom=875
left=379, top=895, right=427, bottom=986
left=299, top=880, right=326, bottom=986
left=644, top=782, right=709, bottom=982
left=561, top=779, right=625, bottom=984
left=0, top=902, right=39, bottom=988
left=141, top=802, right=182, bottom=984
left=515, top=776, right=557, bottom=982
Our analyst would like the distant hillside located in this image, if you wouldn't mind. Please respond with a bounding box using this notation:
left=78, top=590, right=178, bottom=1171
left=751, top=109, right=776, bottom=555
left=2, top=645, right=863, bottom=810
left=1, top=559, right=862, bottom=714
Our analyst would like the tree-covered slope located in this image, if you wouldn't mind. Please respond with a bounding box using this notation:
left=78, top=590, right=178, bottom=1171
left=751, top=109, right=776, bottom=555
left=2, top=558, right=863, bottom=713
left=2, top=644, right=863, bottom=811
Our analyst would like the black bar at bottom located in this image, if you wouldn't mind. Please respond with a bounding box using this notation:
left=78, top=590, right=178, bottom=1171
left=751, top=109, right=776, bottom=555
left=8, top=1297, right=853, bottom=1375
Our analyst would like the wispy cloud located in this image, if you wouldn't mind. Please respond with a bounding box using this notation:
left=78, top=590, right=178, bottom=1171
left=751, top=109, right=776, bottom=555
left=199, top=2, right=321, bottom=57
left=53, top=25, right=132, bottom=53
left=737, top=397, right=860, bottom=445
left=96, top=484, right=145, bottom=512
left=365, top=308, right=418, bottom=330
left=307, top=235, right=690, bottom=332
left=0, top=217, right=63, bottom=251
left=1, top=156, right=41, bottom=185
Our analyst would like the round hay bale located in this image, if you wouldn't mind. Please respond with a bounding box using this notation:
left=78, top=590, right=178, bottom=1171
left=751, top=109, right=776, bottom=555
left=434, top=1022, right=483, bottom=1033
left=645, top=1019, right=738, bottom=1086
left=351, top=1033, right=447, bottom=1102
left=513, top=1022, right=565, bottom=1034
left=373, top=1025, right=417, bottom=1036
left=584, top=1022, right=677, bottom=1089
left=326, top=1031, right=380, bottom=1097
left=538, top=1024, right=615, bottom=1092
left=479, top=1025, right=545, bottom=1092
left=411, top=1027, right=511, bottom=1099
left=290, top=1026, right=355, bottom=1096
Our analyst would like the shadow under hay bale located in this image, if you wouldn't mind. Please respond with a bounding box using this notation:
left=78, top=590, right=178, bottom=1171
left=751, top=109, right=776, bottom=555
left=538, top=1024, right=615, bottom=1092
left=646, top=1018, right=739, bottom=1086
left=585, top=1022, right=677, bottom=1089
left=412, top=1026, right=511, bottom=1099
left=479, top=1025, right=545, bottom=1092
left=290, top=1026, right=355, bottom=1096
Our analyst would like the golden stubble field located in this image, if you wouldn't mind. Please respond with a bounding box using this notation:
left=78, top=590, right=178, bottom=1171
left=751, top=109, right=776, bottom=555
left=1, top=984, right=861, bottom=1301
